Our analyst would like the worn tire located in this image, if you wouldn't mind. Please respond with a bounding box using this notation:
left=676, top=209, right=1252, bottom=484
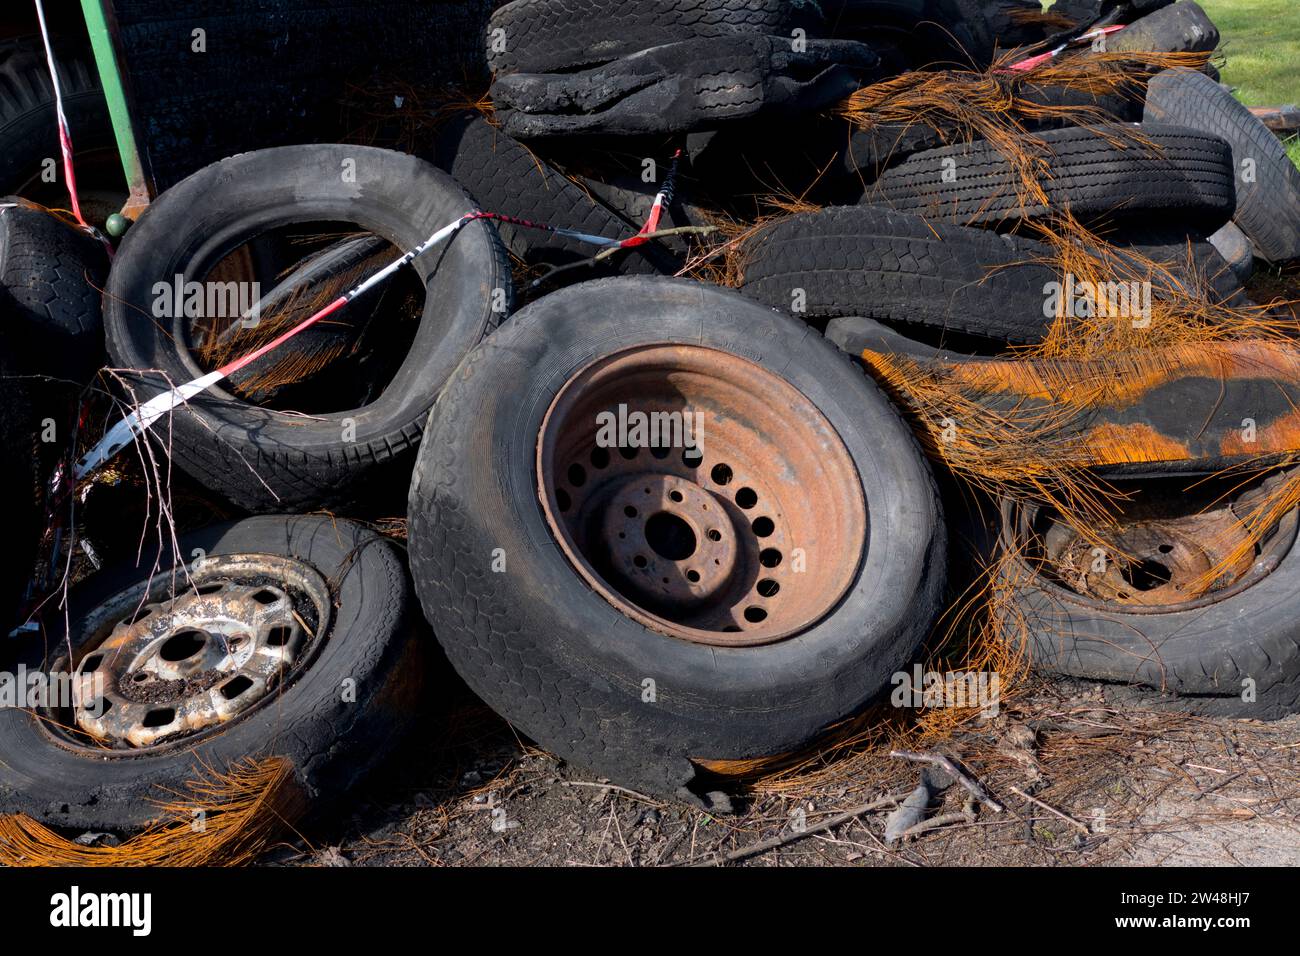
left=486, top=0, right=822, bottom=75
left=0, top=199, right=108, bottom=384
left=1143, top=67, right=1300, bottom=263
left=492, top=35, right=879, bottom=138
left=103, top=145, right=512, bottom=513
left=407, top=277, right=946, bottom=805
left=867, top=123, right=1236, bottom=230
left=999, top=487, right=1300, bottom=720
left=433, top=113, right=676, bottom=275
left=739, top=205, right=1060, bottom=344
left=0, top=515, right=424, bottom=832
left=1208, top=221, right=1254, bottom=284
left=1103, top=0, right=1218, bottom=55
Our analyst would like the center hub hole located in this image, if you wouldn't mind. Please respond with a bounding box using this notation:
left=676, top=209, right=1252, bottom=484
left=644, top=512, right=697, bottom=561
left=1121, top=559, right=1172, bottom=592
left=159, top=629, right=208, bottom=661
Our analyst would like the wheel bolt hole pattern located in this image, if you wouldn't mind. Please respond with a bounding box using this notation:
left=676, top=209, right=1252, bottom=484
left=710, top=463, right=733, bottom=486
left=1121, top=559, right=1172, bottom=592
left=687, top=570, right=701, bottom=583
left=556, top=488, right=572, bottom=512
left=624, top=505, right=638, bottom=518
left=669, top=490, right=684, bottom=503
left=757, top=578, right=780, bottom=597
left=735, top=487, right=758, bottom=509
left=682, top=449, right=702, bottom=468
left=590, top=447, right=610, bottom=469
left=568, top=463, right=587, bottom=487
left=760, top=548, right=782, bottom=568
left=645, top=512, right=697, bottom=561
left=159, top=630, right=206, bottom=662
left=751, top=516, right=774, bottom=538
left=221, top=675, right=254, bottom=700
left=744, top=606, right=768, bottom=624
left=633, top=554, right=648, bottom=569
left=650, top=447, right=671, bottom=460
left=618, top=446, right=638, bottom=460
left=707, top=529, right=722, bottom=542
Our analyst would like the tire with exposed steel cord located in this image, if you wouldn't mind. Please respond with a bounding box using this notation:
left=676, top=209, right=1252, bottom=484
left=406, top=277, right=946, bottom=807
left=999, top=472, right=1300, bottom=720
left=0, top=515, right=424, bottom=832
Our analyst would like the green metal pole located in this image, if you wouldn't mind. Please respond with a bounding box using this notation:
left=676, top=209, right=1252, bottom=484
left=78, top=0, right=150, bottom=228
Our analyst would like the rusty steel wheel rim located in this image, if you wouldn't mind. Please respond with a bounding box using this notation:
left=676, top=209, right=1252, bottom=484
left=537, top=344, right=866, bottom=647
left=46, top=554, right=330, bottom=752
left=1010, top=470, right=1298, bottom=612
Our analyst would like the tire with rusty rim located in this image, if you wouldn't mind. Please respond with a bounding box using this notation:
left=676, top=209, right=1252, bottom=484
left=999, top=470, right=1300, bottom=719
left=407, top=277, right=945, bottom=806
left=0, top=515, right=423, bottom=832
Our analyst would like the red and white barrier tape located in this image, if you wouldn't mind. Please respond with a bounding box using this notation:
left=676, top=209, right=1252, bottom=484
left=74, top=179, right=685, bottom=481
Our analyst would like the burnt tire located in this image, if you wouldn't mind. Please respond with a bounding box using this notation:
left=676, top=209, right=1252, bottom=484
left=1103, top=0, right=1219, bottom=55
left=999, top=479, right=1300, bottom=720
left=486, top=0, right=822, bottom=76
left=0, top=515, right=424, bottom=832
left=866, top=123, right=1236, bottom=231
left=739, top=205, right=1060, bottom=344
left=103, top=144, right=512, bottom=513
left=406, top=277, right=946, bottom=805
left=0, top=199, right=108, bottom=384
left=492, top=35, right=879, bottom=138
left=433, top=114, right=677, bottom=276
left=1143, top=68, right=1300, bottom=264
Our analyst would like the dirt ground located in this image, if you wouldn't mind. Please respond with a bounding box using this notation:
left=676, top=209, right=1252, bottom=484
left=256, top=669, right=1300, bottom=868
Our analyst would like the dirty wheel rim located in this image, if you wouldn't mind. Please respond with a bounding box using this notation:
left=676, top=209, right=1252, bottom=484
left=1011, top=470, right=1298, bottom=611
left=537, top=344, right=866, bottom=647
left=49, top=554, right=330, bottom=751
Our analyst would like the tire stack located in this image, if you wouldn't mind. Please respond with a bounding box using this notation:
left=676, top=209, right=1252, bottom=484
left=4, top=0, right=1299, bottom=835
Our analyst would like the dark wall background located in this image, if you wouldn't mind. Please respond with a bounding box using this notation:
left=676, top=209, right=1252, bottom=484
left=104, top=1, right=497, bottom=190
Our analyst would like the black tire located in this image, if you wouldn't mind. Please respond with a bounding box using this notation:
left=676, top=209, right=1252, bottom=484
left=486, top=0, right=822, bottom=76
left=867, top=123, right=1236, bottom=231
left=406, top=277, right=946, bottom=804
left=0, top=515, right=424, bottom=831
left=103, top=144, right=512, bottom=513
left=1098, top=224, right=1246, bottom=305
left=999, top=481, right=1300, bottom=720
left=433, top=113, right=676, bottom=276
left=828, top=0, right=1039, bottom=66
left=1143, top=67, right=1300, bottom=263
left=1103, top=1, right=1218, bottom=55
left=739, top=205, right=1060, bottom=344
left=491, top=35, right=879, bottom=138
left=839, top=83, right=1140, bottom=186
left=0, top=199, right=108, bottom=384
left=0, top=37, right=115, bottom=203
left=1208, top=221, right=1254, bottom=284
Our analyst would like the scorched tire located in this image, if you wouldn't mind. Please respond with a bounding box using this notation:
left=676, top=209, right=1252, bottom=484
left=406, top=276, right=946, bottom=806
left=0, top=515, right=424, bottom=832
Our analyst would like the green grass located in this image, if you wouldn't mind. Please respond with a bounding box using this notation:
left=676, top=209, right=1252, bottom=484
left=1198, top=0, right=1300, bottom=168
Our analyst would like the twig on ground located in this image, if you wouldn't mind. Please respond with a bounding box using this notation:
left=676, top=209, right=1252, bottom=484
left=1008, top=785, right=1089, bottom=834
left=685, top=791, right=908, bottom=867
left=890, top=750, right=1005, bottom=812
